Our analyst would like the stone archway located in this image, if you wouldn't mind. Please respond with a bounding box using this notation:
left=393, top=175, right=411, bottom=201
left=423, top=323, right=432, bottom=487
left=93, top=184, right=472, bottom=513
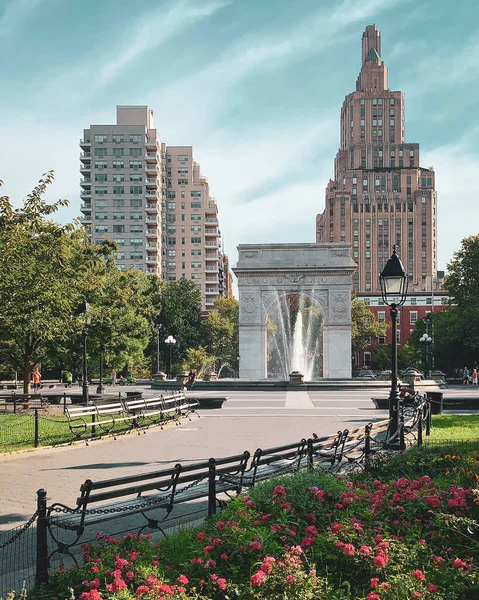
left=233, top=243, right=356, bottom=379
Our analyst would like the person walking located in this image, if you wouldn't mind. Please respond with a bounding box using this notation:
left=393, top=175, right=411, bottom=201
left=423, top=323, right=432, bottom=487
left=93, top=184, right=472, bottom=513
left=463, top=366, right=470, bottom=385
left=32, top=367, right=41, bottom=392
left=65, top=371, right=73, bottom=388
left=111, top=369, right=117, bottom=387
left=473, top=368, right=478, bottom=385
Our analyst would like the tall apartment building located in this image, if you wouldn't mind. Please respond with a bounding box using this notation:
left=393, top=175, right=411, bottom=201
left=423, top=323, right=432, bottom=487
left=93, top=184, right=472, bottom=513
left=316, top=25, right=437, bottom=294
left=80, top=106, right=225, bottom=312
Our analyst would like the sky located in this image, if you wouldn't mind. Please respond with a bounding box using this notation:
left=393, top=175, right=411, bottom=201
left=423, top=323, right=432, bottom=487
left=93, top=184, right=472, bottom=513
left=1, top=0, right=478, bottom=288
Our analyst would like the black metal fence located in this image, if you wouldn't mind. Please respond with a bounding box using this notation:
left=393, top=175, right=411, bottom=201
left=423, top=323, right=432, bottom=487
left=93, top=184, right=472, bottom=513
left=0, top=396, right=474, bottom=597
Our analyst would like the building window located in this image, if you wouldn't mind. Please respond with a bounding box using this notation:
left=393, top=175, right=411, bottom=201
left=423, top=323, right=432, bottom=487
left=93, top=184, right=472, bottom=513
left=113, top=225, right=125, bottom=233
left=410, top=311, right=418, bottom=325
left=364, top=352, right=371, bottom=366
left=191, top=237, right=201, bottom=244
left=95, top=187, right=108, bottom=195
left=178, top=179, right=188, bottom=185
left=94, top=135, right=108, bottom=143
left=177, top=154, right=188, bottom=161
left=112, top=186, right=124, bottom=195
left=112, top=212, right=125, bottom=220
left=130, top=225, right=143, bottom=233
left=378, top=311, right=385, bottom=323
left=94, top=226, right=108, bottom=233
left=112, top=135, right=124, bottom=143
left=130, top=186, right=143, bottom=194
left=130, top=212, right=142, bottom=221
left=94, top=147, right=107, bottom=157
left=129, top=148, right=142, bottom=156
left=129, top=135, right=143, bottom=144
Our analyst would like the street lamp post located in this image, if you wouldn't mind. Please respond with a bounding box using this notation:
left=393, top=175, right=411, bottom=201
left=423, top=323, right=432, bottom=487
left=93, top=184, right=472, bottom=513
left=420, top=333, right=432, bottom=378
left=76, top=300, right=91, bottom=405
left=156, top=324, right=161, bottom=375
left=165, top=335, right=176, bottom=380
left=379, top=246, right=408, bottom=445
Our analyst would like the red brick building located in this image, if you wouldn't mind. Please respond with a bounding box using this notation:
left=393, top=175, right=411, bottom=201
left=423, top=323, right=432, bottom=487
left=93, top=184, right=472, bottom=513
left=356, top=287, right=449, bottom=368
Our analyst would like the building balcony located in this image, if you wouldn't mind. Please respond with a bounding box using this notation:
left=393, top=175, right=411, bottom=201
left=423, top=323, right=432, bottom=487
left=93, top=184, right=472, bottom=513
left=80, top=203, right=91, bottom=211
left=205, top=287, right=219, bottom=294
left=206, top=276, right=218, bottom=283
left=79, top=139, right=91, bottom=148
left=145, top=138, right=157, bottom=149
left=204, top=241, right=219, bottom=248
left=145, top=257, right=157, bottom=265
left=81, top=215, right=92, bottom=224
left=80, top=178, right=92, bottom=187
left=145, top=217, right=158, bottom=224
left=145, top=152, right=157, bottom=162
left=145, top=190, right=157, bottom=197
left=146, top=229, right=158, bottom=238
left=80, top=152, right=91, bottom=161
left=80, top=165, right=91, bottom=174
left=80, top=190, right=92, bottom=199
left=145, top=178, right=158, bottom=187
left=205, top=218, right=218, bottom=224
left=205, top=266, right=217, bottom=272
left=204, top=229, right=218, bottom=237
left=145, top=203, right=158, bottom=213
left=205, top=255, right=218, bottom=262
left=145, top=163, right=158, bottom=174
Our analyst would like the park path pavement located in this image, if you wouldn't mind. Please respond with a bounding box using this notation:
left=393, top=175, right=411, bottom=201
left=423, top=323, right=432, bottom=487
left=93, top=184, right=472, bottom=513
left=0, top=390, right=387, bottom=530
left=0, top=386, right=476, bottom=531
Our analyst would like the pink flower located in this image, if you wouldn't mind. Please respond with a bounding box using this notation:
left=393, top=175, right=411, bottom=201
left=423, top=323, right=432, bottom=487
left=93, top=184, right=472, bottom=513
left=273, top=485, right=286, bottom=498
left=367, top=593, right=381, bottom=600
left=330, top=523, right=343, bottom=534
left=452, top=558, right=467, bottom=569
left=197, top=531, right=206, bottom=542
left=90, top=566, right=99, bottom=573
left=286, top=574, right=294, bottom=583
left=373, top=554, right=387, bottom=568
left=370, top=577, right=379, bottom=588
left=79, top=591, right=102, bottom=600
left=341, top=543, right=355, bottom=556
left=88, top=579, right=100, bottom=590
left=413, top=593, right=423, bottom=598
left=426, top=496, right=440, bottom=508
left=216, top=577, right=227, bottom=590
left=360, top=545, right=372, bottom=555
left=413, top=570, right=425, bottom=581
left=177, top=574, right=189, bottom=585
left=249, top=540, right=263, bottom=552
left=250, top=570, right=267, bottom=587
left=125, top=571, right=134, bottom=581
left=220, top=553, right=228, bottom=560
left=136, top=586, right=150, bottom=596
left=152, top=560, right=159, bottom=566
left=428, top=584, right=439, bottom=592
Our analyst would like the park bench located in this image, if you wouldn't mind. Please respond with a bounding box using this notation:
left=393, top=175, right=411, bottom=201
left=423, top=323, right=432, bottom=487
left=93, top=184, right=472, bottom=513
left=48, top=451, right=250, bottom=551
left=122, top=392, right=199, bottom=429
left=0, top=393, right=46, bottom=412
left=242, top=438, right=309, bottom=487
left=64, top=402, right=137, bottom=440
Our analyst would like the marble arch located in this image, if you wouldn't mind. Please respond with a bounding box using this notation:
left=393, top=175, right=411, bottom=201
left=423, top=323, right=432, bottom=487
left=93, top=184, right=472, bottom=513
left=233, top=243, right=356, bottom=379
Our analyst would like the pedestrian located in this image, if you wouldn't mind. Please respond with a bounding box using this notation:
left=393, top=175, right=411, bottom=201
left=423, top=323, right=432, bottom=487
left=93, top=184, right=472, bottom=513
left=473, top=368, right=478, bottom=385
left=66, top=371, right=73, bottom=388
left=111, top=369, right=117, bottom=387
left=463, top=366, right=469, bottom=385
left=32, top=367, right=41, bottom=393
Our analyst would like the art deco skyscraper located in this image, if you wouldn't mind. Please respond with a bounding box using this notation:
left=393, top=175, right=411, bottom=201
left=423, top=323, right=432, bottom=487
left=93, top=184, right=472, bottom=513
left=316, top=25, right=437, bottom=294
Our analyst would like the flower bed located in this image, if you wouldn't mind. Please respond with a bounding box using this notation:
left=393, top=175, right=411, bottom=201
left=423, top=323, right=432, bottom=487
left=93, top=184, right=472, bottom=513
left=31, top=447, right=479, bottom=600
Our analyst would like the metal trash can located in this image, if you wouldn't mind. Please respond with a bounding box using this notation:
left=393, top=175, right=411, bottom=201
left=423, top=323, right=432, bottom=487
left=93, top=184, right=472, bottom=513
left=427, top=391, right=443, bottom=415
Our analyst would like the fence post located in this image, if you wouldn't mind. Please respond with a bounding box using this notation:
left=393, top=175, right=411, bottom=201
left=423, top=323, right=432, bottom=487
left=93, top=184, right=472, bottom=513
left=34, top=409, right=39, bottom=448
left=399, top=416, right=406, bottom=451
left=63, top=392, right=67, bottom=414
left=307, top=439, right=313, bottom=472
left=208, top=458, right=216, bottom=517
left=364, top=423, right=372, bottom=470
left=417, top=414, right=423, bottom=446
left=13, top=391, right=17, bottom=414
left=91, top=412, right=96, bottom=439
left=426, top=400, right=432, bottom=436
left=35, top=489, right=49, bottom=586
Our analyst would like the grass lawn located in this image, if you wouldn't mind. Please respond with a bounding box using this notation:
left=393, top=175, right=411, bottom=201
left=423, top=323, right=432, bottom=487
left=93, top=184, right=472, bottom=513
left=0, top=412, right=165, bottom=453
left=427, top=414, right=479, bottom=442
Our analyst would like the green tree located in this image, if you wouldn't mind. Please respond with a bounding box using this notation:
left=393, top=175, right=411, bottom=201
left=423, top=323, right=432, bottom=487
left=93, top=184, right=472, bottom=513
left=0, top=173, right=97, bottom=391
left=180, top=346, right=216, bottom=378
left=154, top=278, right=205, bottom=372
left=351, top=298, right=388, bottom=362
left=205, top=297, right=239, bottom=375
left=445, top=235, right=479, bottom=309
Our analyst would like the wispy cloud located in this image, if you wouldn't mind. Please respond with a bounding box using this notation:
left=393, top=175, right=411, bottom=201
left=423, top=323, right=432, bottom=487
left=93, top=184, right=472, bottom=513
left=0, top=0, right=46, bottom=38
left=149, top=0, right=410, bottom=140
left=38, top=0, right=230, bottom=101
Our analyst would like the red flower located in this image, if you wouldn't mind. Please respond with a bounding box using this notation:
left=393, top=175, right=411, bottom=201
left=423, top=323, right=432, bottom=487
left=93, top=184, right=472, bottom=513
left=220, top=553, right=228, bottom=560
left=177, top=574, right=189, bottom=585
left=136, top=586, right=150, bottom=596
left=330, top=523, right=343, bottom=534
left=125, top=571, right=134, bottom=581
left=341, top=543, right=355, bottom=556
left=413, top=593, right=423, bottom=598
left=370, top=577, right=379, bottom=588
left=452, top=558, right=467, bottom=569
left=79, top=591, right=102, bottom=600
left=366, top=593, right=380, bottom=600
left=197, top=531, right=206, bottom=542
left=286, top=574, right=294, bottom=583
left=428, top=584, right=439, bottom=592
left=250, top=570, right=266, bottom=587
left=360, top=545, right=372, bottom=555
left=273, top=485, right=286, bottom=498
left=426, top=496, right=440, bottom=508
left=413, top=570, right=425, bottom=581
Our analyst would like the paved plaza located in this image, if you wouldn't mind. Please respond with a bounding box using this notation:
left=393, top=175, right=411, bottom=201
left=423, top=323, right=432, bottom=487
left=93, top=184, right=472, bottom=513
left=0, top=386, right=476, bottom=531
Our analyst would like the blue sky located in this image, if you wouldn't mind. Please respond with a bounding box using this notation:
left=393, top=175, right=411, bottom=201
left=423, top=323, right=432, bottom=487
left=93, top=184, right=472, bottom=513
left=1, top=0, right=478, bottom=280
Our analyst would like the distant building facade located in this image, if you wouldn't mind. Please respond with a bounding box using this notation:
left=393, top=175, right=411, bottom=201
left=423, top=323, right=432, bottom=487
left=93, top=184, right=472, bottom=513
left=80, top=106, right=226, bottom=312
left=316, top=25, right=438, bottom=295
